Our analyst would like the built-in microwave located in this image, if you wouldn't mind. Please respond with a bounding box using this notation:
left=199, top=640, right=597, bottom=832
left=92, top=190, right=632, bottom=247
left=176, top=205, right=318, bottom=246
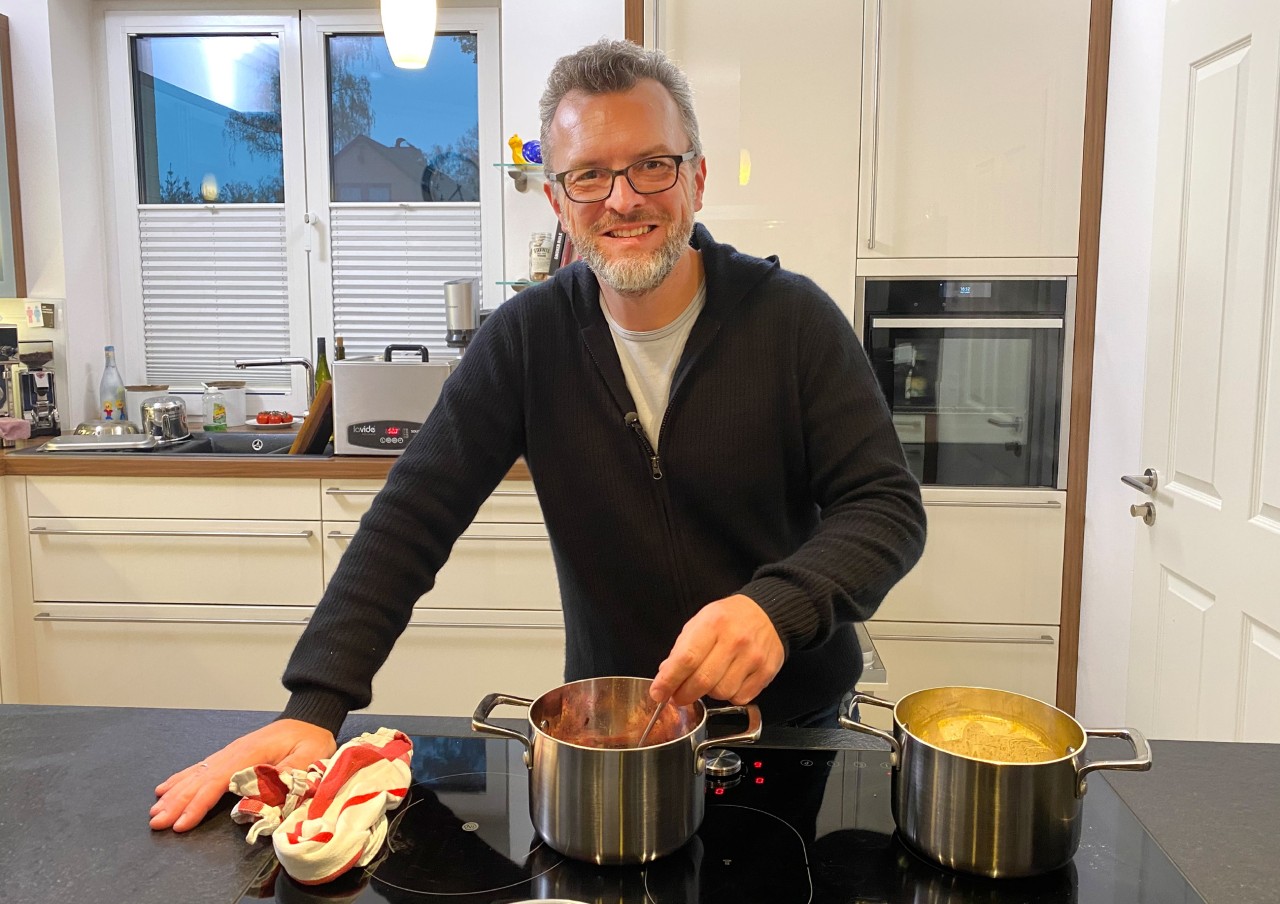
left=857, top=277, right=1074, bottom=489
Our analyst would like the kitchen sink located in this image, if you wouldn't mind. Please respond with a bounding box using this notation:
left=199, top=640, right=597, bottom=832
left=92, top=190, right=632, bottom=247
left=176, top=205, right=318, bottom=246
left=163, top=432, right=299, bottom=454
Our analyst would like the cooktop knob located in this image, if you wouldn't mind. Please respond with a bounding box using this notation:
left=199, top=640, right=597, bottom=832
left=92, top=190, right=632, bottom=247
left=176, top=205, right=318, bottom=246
left=703, top=748, right=742, bottom=778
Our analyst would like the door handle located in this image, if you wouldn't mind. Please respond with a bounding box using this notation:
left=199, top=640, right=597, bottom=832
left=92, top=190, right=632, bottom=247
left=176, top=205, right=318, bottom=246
left=1120, top=468, right=1159, bottom=495
left=987, top=415, right=1024, bottom=430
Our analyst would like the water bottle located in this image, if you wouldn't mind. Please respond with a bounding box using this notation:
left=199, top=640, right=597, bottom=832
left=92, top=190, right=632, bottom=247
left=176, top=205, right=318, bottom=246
left=99, top=345, right=126, bottom=421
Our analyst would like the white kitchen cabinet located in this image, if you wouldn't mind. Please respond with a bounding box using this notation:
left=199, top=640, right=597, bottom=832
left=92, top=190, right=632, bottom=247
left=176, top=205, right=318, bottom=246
left=861, top=621, right=1061, bottom=729
left=873, top=489, right=1066, bottom=625
left=29, top=602, right=305, bottom=710
left=657, top=0, right=863, bottom=315
left=857, top=0, right=1090, bottom=260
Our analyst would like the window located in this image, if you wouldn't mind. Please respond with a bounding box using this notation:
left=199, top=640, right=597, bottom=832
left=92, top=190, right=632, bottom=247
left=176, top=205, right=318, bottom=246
left=104, top=10, right=500, bottom=410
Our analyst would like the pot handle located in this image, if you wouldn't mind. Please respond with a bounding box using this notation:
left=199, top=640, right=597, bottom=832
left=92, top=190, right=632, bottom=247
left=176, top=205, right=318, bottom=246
left=837, top=694, right=901, bottom=765
left=1075, top=727, right=1152, bottom=798
left=693, top=704, right=763, bottom=775
left=470, top=693, right=534, bottom=769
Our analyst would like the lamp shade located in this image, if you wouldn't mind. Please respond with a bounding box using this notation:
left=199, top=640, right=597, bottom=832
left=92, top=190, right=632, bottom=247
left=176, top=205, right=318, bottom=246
left=381, top=0, right=438, bottom=70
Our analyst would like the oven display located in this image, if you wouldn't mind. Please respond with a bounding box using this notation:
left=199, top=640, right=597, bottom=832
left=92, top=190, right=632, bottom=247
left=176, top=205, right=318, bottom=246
left=346, top=420, right=421, bottom=450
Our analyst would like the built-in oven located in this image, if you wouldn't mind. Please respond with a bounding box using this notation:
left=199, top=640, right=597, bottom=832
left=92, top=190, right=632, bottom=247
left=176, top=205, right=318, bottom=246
left=858, top=277, right=1073, bottom=489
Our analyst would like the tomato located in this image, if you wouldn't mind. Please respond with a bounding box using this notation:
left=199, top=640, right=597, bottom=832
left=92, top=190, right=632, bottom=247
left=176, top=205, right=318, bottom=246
left=256, top=411, right=270, bottom=425
left=266, top=412, right=283, bottom=424
left=281, top=412, right=294, bottom=424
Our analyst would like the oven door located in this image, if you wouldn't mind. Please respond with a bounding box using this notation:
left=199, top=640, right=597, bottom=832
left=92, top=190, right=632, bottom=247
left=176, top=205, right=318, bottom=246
left=867, top=317, right=1065, bottom=488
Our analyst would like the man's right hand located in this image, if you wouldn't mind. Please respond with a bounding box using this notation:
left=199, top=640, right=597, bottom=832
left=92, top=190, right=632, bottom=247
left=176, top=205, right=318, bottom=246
left=149, top=718, right=337, bottom=833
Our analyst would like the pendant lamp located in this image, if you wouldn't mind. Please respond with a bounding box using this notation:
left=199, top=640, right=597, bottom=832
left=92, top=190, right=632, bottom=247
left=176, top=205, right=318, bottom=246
left=381, top=0, right=438, bottom=70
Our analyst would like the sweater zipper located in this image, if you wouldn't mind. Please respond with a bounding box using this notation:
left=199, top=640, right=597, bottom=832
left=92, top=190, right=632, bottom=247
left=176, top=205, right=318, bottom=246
left=624, top=412, right=664, bottom=479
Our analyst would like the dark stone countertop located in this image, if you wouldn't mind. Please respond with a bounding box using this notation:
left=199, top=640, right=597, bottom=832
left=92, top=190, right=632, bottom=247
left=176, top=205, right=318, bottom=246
left=0, top=704, right=1275, bottom=904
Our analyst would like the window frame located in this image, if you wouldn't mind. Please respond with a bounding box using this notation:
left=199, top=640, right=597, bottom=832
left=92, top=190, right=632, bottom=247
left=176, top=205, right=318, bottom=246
left=101, top=7, right=501, bottom=412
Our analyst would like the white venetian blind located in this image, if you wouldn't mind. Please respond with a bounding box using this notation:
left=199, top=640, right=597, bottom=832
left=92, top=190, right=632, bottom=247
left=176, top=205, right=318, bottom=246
left=330, top=203, right=482, bottom=358
left=138, top=205, right=291, bottom=388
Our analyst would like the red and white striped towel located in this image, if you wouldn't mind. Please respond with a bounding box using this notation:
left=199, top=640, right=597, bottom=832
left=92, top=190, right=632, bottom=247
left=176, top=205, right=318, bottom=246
left=229, top=728, right=413, bottom=885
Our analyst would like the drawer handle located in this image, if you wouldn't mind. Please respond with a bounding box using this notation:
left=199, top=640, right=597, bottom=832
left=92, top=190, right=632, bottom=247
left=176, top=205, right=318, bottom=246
left=324, top=487, right=379, bottom=496
left=34, top=612, right=311, bottom=626
left=327, top=530, right=547, bottom=542
left=490, top=489, right=536, bottom=497
left=404, top=620, right=563, bottom=630
left=923, top=500, right=1063, bottom=509
left=872, top=632, right=1056, bottom=645
left=29, top=527, right=314, bottom=539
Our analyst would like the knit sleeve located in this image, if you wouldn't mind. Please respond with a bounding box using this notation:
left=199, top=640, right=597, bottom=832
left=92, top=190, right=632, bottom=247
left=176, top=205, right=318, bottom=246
left=278, top=300, right=531, bottom=736
left=740, top=280, right=927, bottom=654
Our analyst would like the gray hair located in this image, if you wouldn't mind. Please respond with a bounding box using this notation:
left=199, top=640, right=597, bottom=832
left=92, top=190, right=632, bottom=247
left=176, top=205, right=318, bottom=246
left=538, top=38, right=701, bottom=171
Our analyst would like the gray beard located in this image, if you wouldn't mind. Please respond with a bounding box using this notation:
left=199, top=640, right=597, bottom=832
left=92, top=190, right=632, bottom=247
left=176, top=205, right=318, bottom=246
left=573, top=216, right=694, bottom=296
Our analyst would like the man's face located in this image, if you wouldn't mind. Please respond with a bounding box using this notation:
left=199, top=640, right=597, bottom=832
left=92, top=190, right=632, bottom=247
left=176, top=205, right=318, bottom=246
left=544, top=79, right=706, bottom=296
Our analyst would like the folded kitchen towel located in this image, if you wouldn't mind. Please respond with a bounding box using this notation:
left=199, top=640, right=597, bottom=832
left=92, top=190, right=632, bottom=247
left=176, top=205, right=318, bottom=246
left=229, top=728, right=414, bottom=886
left=0, top=417, right=31, bottom=441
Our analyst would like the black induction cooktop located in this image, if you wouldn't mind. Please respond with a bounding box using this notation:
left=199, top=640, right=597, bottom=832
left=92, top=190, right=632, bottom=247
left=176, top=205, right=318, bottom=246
left=233, top=733, right=1205, bottom=904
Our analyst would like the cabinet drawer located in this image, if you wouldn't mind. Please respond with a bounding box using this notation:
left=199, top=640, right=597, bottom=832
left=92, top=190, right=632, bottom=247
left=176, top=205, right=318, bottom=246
left=29, top=518, right=323, bottom=605
left=874, top=490, right=1065, bottom=624
left=30, top=603, right=307, bottom=710
left=860, top=621, right=1060, bottom=730
left=26, top=476, right=321, bottom=520
left=372, top=608, right=565, bottom=716
left=321, top=479, right=540, bottom=523
left=323, top=520, right=560, bottom=610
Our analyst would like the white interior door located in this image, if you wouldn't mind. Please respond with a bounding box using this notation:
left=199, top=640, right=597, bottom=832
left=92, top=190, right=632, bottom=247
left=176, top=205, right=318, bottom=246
left=1127, top=0, right=1280, bottom=741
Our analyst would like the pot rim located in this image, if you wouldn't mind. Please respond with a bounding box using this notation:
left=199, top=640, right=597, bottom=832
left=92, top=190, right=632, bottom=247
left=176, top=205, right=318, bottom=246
left=893, top=685, right=1087, bottom=766
left=525, top=675, right=706, bottom=752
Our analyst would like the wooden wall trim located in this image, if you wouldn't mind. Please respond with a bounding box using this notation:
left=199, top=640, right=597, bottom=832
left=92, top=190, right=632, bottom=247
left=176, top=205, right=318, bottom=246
left=1057, top=0, right=1114, bottom=715
left=625, top=0, right=644, bottom=44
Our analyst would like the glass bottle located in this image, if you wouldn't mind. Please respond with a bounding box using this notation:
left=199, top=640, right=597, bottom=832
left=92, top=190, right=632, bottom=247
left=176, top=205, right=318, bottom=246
left=315, top=337, right=332, bottom=392
left=333, top=335, right=346, bottom=361
left=529, top=232, right=553, bottom=281
left=99, top=345, right=126, bottom=421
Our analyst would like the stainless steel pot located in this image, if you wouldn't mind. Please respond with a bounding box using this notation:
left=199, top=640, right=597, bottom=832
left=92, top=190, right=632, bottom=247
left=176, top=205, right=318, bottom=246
left=840, top=687, right=1151, bottom=878
left=73, top=419, right=143, bottom=436
left=139, top=394, right=190, bottom=445
left=472, top=676, right=762, bottom=865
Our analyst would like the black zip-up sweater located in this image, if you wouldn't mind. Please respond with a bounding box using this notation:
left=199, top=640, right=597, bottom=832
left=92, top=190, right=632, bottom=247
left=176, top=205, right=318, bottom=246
left=282, top=225, right=926, bottom=733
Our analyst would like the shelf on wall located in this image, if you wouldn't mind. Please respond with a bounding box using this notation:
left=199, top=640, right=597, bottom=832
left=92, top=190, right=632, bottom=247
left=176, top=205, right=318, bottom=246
left=494, top=163, right=546, bottom=192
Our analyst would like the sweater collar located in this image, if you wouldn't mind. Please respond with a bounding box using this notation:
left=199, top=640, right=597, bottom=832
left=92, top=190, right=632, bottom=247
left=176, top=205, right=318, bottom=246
left=560, top=222, right=779, bottom=328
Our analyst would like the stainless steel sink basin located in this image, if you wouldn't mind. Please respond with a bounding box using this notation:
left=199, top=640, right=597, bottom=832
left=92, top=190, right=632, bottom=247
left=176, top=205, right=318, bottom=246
left=163, top=432, right=299, bottom=455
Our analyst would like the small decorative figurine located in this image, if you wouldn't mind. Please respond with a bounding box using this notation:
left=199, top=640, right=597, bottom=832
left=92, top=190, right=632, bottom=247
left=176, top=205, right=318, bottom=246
left=521, top=140, right=542, bottom=164
left=508, top=134, right=529, bottom=164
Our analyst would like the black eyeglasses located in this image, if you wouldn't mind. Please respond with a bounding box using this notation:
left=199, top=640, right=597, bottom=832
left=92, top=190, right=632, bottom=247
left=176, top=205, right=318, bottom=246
left=548, top=150, right=699, bottom=203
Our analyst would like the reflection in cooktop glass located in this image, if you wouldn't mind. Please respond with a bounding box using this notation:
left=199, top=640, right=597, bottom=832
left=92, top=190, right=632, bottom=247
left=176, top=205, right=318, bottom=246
left=233, top=734, right=1206, bottom=904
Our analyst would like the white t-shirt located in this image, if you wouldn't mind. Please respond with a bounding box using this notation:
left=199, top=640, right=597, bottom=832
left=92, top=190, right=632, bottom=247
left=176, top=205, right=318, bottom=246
left=601, top=281, right=707, bottom=451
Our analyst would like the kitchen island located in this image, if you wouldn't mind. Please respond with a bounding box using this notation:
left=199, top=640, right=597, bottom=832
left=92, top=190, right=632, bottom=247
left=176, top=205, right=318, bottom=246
left=0, top=704, right=1274, bottom=904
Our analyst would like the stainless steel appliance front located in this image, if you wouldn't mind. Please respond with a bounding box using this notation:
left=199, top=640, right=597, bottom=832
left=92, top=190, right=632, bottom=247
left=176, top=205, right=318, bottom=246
left=857, top=277, right=1074, bottom=489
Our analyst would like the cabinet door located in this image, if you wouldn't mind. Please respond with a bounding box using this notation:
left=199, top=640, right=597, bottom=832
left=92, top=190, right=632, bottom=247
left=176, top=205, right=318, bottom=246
left=873, top=490, right=1066, bottom=624
left=860, top=621, right=1059, bottom=729
left=29, top=517, right=323, bottom=605
left=371, top=608, right=565, bottom=716
left=30, top=603, right=307, bottom=710
left=858, top=0, right=1089, bottom=260
left=323, top=520, right=560, bottom=610
left=658, top=0, right=863, bottom=316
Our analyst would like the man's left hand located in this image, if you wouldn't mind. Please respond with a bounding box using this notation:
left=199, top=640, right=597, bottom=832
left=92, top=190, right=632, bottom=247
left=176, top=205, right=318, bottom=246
left=649, top=594, right=785, bottom=707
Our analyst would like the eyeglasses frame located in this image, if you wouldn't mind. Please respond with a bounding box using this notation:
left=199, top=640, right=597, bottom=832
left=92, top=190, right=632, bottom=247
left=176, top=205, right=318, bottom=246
left=546, top=149, right=700, bottom=203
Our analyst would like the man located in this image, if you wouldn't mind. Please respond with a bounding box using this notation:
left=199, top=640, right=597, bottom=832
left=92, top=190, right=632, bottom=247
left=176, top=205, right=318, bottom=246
left=151, top=38, right=925, bottom=833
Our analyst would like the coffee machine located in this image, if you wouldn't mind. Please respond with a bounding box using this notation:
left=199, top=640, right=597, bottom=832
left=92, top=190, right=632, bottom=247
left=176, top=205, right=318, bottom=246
left=19, top=369, right=60, bottom=436
left=444, top=278, right=480, bottom=354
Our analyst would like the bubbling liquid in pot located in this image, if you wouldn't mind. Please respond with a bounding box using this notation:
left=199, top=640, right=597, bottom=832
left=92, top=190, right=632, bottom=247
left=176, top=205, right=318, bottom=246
left=917, top=714, right=1062, bottom=763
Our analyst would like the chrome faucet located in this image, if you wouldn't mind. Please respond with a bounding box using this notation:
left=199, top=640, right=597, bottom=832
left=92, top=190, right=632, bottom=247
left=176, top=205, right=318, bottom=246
left=233, top=357, right=316, bottom=407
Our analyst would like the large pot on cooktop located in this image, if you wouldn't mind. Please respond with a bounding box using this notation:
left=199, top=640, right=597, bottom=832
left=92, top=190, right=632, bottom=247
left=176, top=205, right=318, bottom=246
left=840, top=687, right=1152, bottom=878
left=472, top=676, right=761, bottom=865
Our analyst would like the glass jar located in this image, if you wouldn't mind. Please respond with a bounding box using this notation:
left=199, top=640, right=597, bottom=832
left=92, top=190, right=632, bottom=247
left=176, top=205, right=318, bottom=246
left=201, top=387, right=228, bottom=432
left=529, top=232, right=553, bottom=282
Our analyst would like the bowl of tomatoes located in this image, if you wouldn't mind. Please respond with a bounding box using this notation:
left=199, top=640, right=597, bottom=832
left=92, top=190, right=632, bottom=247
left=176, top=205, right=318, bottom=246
left=252, top=410, right=297, bottom=429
